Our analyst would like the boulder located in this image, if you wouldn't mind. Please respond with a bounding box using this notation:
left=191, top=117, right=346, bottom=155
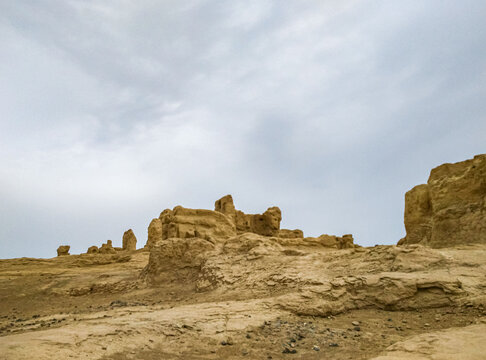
left=56, top=245, right=70, bottom=256
left=400, top=154, right=486, bottom=247
left=145, top=218, right=163, bottom=249
left=122, top=229, right=137, bottom=251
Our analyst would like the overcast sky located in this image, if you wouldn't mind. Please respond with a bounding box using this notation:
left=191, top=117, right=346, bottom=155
left=1, top=1, right=485, bottom=258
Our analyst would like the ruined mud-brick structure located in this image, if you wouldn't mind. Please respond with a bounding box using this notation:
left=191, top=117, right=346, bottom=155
left=141, top=195, right=356, bottom=284
left=56, top=190, right=355, bottom=256
left=399, top=154, right=486, bottom=248
left=56, top=245, right=70, bottom=256
left=84, top=237, right=131, bottom=255
left=144, top=194, right=355, bottom=249
left=122, top=229, right=137, bottom=251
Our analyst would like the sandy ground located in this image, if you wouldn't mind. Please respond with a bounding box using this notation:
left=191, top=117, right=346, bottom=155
left=0, top=245, right=485, bottom=359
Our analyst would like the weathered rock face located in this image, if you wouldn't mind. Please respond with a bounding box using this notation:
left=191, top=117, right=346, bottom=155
left=145, top=218, right=163, bottom=249
left=401, top=184, right=432, bottom=245
left=399, top=154, right=486, bottom=248
left=159, top=206, right=236, bottom=242
left=122, top=229, right=137, bottom=251
left=189, top=236, right=484, bottom=314
left=56, top=245, right=70, bottom=256
left=142, top=237, right=215, bottom=283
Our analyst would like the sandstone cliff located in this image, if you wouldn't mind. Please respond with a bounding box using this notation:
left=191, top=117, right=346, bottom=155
left=399, top=154, right=486, bottom=247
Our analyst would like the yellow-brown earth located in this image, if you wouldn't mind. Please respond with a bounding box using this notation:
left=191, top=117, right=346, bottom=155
left=1, top=155, right=485, bottom=359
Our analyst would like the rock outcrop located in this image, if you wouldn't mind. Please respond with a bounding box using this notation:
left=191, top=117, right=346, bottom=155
left=56, top=245, right=70, bottom=256
left=122, top=229, right=137, bottom=251
left=399, top=154, right=486, bottom=247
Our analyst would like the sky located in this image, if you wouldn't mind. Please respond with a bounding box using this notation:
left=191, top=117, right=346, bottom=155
left=0, top=0, right=485, bottom=259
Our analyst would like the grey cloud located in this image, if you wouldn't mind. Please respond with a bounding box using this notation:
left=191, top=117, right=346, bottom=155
left=0, top=1, right=485, bottom=258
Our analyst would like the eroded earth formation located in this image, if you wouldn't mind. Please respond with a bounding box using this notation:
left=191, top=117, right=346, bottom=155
left=0, top=154, right=485, bottom=360
left=399, top=154, right=485, bottom=247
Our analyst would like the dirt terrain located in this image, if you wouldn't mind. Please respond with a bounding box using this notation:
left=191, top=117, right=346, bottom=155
left=1, top=154, right=485, bottom=359
left=0, top=243, right=485, bottom=360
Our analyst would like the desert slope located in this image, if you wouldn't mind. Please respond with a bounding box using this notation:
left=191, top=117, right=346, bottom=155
left=1, top=154, right=485, bottom=359
left=1, top=242, right=485, bottom=359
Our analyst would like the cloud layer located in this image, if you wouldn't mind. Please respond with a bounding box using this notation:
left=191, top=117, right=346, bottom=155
left=1, top=1, right=485, bottom=258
